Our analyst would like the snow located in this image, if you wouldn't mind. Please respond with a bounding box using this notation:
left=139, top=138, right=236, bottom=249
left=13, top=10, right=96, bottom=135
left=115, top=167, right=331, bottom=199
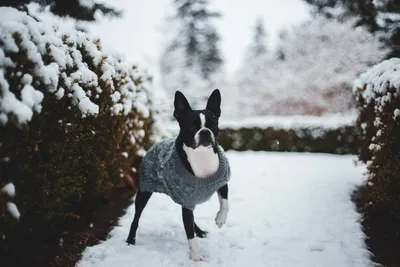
left=0, top=7, right=152, bottom=125
left=353, top=58, right=400, bottom=151
left=353, top=58, right=400, bottom=107
left=1, top=183, right=16, bottom=197
left=78, top=152, right=370, bottom=267
left=7, top=202, right=20, bottom=219
left=394, top=109, right=400, bottom=120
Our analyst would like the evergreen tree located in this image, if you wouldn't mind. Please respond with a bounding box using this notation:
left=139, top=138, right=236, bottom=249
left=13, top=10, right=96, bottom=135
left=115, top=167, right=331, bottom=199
left=173, top=0, right=223, bottom=80
left=201, top=27, right=223, bottom=79
left=0, top=0, right=121, bottom=22
left=274, top=29, right=289, bottom=61
left=232, top=18, right=270, bottom=117
left=250, top=18, right=268, bottom=58
left=160, top=0, right=224, bottom=107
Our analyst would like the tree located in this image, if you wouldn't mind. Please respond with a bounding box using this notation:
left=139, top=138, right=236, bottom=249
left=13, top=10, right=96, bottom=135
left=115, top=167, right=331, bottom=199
left=0, top=0, right=121, bottom=22
left=173, top=0, right=222, bottom=79
left=271, top=16, right=387, bottom=115
left=200, top=27, right=223, bottom=80
left=250, top=18, right=268, bottom=58
left=232, top=15, right=388, bottom=117
left=304, top=0, right=400, bottom=57
left=160, top=0, right=224, bottom=107
left=231, top=18, right=270, bottom=117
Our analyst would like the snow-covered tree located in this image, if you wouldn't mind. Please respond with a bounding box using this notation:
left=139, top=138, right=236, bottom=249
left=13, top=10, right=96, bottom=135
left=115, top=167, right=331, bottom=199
left=231, top=18, right=270, bottom=116
left=272, top=16, right=387, bottom=115
left=304, top=0, right=400, bottom=57
left=0, top=0, right=121, bottom=22
left=160, top=0, right=224, bottom=108
left=231, top=15, right=388, bottom=117
left=250, top=18, right=268, bottom=58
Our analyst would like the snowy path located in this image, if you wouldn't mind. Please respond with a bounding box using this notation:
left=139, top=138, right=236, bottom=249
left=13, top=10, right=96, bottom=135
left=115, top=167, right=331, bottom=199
left=78, top=152, right=371, bottom=267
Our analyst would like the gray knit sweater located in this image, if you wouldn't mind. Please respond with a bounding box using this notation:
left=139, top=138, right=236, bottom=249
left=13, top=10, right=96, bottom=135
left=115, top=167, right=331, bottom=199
left=139, top=138, right=230, bottom=210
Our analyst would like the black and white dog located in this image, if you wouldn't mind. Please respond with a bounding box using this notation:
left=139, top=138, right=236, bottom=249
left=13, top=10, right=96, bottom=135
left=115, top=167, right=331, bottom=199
left=126, top=89, right=229, bottom=261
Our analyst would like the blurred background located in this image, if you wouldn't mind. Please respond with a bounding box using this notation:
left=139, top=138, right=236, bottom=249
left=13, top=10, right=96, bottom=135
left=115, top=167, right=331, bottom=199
left=26, top=0, right=399, bottom=119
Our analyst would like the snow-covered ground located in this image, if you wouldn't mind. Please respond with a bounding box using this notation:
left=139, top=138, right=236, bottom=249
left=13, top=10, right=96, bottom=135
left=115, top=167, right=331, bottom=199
left=78, top=151, right=370, bottom=267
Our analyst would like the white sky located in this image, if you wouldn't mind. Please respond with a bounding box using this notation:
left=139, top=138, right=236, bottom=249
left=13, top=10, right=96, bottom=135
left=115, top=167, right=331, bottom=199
left=88, top=0, right=311, bottom=79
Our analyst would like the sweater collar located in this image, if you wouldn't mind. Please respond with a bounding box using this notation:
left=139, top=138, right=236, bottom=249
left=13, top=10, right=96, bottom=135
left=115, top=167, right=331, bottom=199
left=172, top=142, right=229, bottom=187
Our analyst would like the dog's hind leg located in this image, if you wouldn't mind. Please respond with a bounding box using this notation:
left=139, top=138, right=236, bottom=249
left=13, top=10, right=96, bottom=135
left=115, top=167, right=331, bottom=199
left=194, top=222, right=207, bottom=238
left=126, top=190, right=152, bottom=245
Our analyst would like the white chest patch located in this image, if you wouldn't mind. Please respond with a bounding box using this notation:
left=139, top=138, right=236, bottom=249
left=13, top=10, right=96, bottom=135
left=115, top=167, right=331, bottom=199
left=183, top=144, right=219, bottom=178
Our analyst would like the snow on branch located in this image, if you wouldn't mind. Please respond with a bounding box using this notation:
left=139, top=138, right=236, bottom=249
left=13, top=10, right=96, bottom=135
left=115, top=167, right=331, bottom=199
left=0, top=7, right=150, bottom=125
left=1, top=183, right=16, bottom=197
left=353, top=57, right=400, bottom=154
left=353, top=58, right=400, bottom=111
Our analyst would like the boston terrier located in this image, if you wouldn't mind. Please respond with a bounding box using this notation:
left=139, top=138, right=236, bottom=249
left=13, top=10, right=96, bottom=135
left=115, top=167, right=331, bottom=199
left=126, top=89, right=230, bottom=261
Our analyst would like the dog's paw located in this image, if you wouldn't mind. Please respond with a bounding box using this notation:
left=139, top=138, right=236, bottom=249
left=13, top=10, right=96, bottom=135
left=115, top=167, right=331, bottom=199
left=195, top=230, right=208, bottom=238
left=189, top=250, right=205, bottom=261
left=215, top=209, right=228, bottom=228
left=126, top=237, right=136, bottom=245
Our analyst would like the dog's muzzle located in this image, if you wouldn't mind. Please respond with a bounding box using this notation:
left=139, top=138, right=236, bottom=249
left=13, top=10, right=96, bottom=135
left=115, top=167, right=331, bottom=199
left=198, top=129, right=214, bottom=147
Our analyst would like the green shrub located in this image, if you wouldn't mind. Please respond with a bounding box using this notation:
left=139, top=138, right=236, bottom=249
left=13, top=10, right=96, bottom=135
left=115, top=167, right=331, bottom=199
left=218, top=125, right=359, bottom=154
left=353, top=58, right=400, bottom=266
left=0, top=7, right=157, bottom=259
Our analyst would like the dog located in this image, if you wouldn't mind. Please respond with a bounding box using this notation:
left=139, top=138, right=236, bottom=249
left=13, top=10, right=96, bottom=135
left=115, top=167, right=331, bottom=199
left=126, top=89, right=231, bottom=261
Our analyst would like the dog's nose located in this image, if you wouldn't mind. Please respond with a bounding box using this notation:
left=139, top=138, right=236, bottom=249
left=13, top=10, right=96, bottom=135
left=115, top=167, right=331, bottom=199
left=199, top=129, right=211, bottom=139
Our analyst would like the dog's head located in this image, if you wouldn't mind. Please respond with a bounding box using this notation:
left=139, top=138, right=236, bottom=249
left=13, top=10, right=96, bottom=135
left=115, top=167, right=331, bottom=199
left=174, top=89, right=221, bottom=149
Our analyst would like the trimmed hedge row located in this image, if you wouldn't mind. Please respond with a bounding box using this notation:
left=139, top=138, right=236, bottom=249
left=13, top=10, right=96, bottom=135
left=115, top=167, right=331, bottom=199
left=218, top=125, right=360, bottom=154
left=353, top=58, right=400, bottom=267
left=0, top=8, right=158, bottom=265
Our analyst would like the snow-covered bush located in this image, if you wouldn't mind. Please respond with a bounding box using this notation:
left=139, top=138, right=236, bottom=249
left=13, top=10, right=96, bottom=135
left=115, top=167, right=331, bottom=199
left=0, top=7, right=158, bottom=253
left=353, top=58, right=400, bottom=266
left=229, top=15, right=388, bottom=118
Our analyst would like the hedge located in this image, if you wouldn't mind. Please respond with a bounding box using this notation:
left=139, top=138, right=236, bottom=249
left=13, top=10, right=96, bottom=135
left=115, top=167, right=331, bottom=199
left=0, top=7, right=159, bottom=264
left=353, top=58, right=400, bottom=267
left=166, top=115, right=360, bottom=154
left=218, top=125, right=359, bottom=154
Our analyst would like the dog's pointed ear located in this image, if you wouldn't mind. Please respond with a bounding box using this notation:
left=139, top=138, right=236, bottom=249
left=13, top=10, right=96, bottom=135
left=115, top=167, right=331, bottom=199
left=174, top=91, right=192, bottom=120
left=206, top=89, right=221, bottom=117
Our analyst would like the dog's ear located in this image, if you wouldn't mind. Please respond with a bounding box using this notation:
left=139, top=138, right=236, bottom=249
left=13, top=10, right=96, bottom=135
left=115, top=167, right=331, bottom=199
left=174, top=91, right=192, bottom=120
left=206, top=89, right=221, bottom=118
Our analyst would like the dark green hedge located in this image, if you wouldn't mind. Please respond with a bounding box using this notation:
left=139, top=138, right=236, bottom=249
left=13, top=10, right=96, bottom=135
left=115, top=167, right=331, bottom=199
left=0, top=9, right=156, bottom=264
left=353, top=58, right=400, bottom=267
left=218, top=125, right=360, bottom=154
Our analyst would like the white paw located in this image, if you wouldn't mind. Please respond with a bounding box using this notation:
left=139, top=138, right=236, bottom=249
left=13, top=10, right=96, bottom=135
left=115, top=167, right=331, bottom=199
left=215, top=209, right=228, bottom=228
left=189, top=249, right=205, bottom=261
left=188, top=238, right=205, bottom=261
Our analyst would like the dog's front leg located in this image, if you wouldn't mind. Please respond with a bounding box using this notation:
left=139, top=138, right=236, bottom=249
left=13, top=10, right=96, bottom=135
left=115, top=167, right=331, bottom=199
left=182, top=207, right=204, bottom=261
left=215, top=184, right=229, bottom=228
